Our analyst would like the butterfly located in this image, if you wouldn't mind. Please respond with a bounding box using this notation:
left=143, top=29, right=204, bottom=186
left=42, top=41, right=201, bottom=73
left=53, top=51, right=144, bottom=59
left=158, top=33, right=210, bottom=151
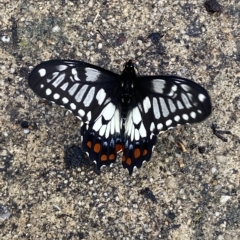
left=28, top=59, right=211, bottom=174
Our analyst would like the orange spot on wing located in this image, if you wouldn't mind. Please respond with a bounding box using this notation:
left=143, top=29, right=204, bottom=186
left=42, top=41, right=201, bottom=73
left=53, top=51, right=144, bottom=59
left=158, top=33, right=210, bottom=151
left=134, top=148, right=141, bottom=158
left=101, top=154, right=107, bottom=161
left=109, top=154, right=115, bottom=160
left=115, top=144, right=123, bottom=153
left=126, top=158, right=132, bottom=166
left=87, top=141, right=92, bottom=148
left=122, top=155, right=126, bottom=162
left=94, top=143, right=101, bottom=153
left=143, top=149, right=148, bottom=156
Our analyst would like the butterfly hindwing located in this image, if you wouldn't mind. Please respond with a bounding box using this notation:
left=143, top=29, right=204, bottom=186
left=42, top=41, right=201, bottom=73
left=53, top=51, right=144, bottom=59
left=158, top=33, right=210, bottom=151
left=80, top=101, right=124, bottom=169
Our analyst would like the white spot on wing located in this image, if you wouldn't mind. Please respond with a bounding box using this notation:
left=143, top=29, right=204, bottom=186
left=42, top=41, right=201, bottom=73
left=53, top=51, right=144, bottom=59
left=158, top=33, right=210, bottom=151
left=85, top=68, right=100, bottom=81
left=125, top=111, right=133, bottom=136
left=166, top=119, right=172, bottom=126
left=57, top=65, right=68, bottom=71
left=151, top=79, right=165, bottom=93
left=105, top=122, right=111, bottom=138
left=87, top=111, right=92, bottom=121
left=75, top=85, right=88, bottom=102
left=104, top=97, right=111, bottom=105
left=102, top=102, right=116, bottom=121
left=181, top=84, right=191, bottom=91
left=93, top=117, right=102, bottom=131
left=198, top=93, right=206, bottom=102
left=68, top=83, right=79, bottom=96
left=171, top=85, right=177, bottom=92
left=53, top=93, right=60, bottom=99
left=134, top=129, right=140, bottom=141
left=62, top=97, right=69, bottom=104
left=60, top=82, right=68, bottom=91
left=71, top=68, right=80, bottom=81
left=52, top=73, right=66, bottom=87
left=38, top=68, right=46, bottom=77
left=187, top=93, right=193, bottom=100
left=114, top=109, right=121, bottom=133
left=143, top=96, right=151, bottom=113
left=47, top=72, right=59, bottom=83
left=157, top=123, right=163, bottom=130
left=46, top=88, right=52, bottom=95
left=168, top=99, right=176, bottom=113
left=182, top=114, right=189, bottom=120
left=132, top=107, right=141, bottom=124
left=139, top=122, right=147, bottom=138
left=70, top=103, right=76, bottom=110
left=153, top=97, right=160, bottom=119
left=174, top=115, right=180, bottom=122
left=150, top=122, right=155, bottom=132
left=83, top=87, right=95, bottom=107
left=78, top=109, right=85, bottom=117
left=177, top=100, right=184, bottom=109
left=96, top=89, right=106, bottom=105
left=190, top=111, right=196, bottom=118
left=131, top=124, right=135, bottom=141
left=99, top=124, right=107, bottom=136
left=181, top=93, right=192, bottom=109
left=159, top=97, right=169, bottom=117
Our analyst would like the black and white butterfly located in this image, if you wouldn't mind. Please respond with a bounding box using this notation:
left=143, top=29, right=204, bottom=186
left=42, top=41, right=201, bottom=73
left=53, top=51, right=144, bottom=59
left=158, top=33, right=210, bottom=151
left=28, top=59, right=211, bottom=174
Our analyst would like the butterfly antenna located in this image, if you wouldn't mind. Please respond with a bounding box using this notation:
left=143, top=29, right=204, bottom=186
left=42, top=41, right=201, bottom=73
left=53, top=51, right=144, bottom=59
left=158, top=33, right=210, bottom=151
left=135, top=34, right=164, bottom=61
left=135, top=44, right=154, bottom=61
left=96, top=30, right=125, bottom=62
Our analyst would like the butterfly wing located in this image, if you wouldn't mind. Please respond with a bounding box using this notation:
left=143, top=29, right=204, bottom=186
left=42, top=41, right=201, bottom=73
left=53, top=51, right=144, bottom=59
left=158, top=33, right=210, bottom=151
left=29, top=60, right=125, bottom=169
left=122, top=76, right=211, bottom=174
left=28, top=60, right=120, bottom=124
left=80, top=100, right=124, bottom=170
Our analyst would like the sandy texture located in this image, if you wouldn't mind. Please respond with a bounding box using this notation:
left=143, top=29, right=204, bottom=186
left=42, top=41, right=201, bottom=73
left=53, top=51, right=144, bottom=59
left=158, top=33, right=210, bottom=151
left=0, top=0, right=239, bottom=239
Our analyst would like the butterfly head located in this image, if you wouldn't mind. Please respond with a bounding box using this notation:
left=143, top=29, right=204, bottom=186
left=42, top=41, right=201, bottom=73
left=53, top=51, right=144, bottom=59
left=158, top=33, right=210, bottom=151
left=123, top=60, right=135, bottom=74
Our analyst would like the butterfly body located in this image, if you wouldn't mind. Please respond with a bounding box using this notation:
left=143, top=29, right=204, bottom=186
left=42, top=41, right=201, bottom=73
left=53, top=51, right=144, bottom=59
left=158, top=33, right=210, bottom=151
left=29, top=59, right=211, bottom=174
left=119, top=61, right=136, bottom=121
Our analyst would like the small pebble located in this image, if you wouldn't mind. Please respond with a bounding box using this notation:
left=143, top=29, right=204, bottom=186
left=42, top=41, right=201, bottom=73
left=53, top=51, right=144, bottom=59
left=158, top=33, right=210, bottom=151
left=1, top=36, right=10, bottom=42
left=220, top=195, right=231, bottom=204
left=204, top=0, right=223, bottom=13
left=88, top=0, right=94, bottom=7
left=21, top=121, right=29, bottom=128
left=52, top=26, right=60, bottom=32
left=88, top=180, right=93, bottom=185
left=24, top=129, right=30, bottom=134
left=211, top=167, right=217, bottom=174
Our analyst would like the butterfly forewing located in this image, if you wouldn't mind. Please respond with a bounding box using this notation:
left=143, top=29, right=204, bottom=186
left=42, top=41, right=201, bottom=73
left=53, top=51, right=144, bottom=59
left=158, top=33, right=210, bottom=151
left=28, top=60, right=120, bottom=124
left=136, top=75, right=211, bottom=132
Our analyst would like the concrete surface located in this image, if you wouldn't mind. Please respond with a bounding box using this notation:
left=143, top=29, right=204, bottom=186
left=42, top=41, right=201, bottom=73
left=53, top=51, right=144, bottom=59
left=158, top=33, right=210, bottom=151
left=0, top=0, right=239, bottom=239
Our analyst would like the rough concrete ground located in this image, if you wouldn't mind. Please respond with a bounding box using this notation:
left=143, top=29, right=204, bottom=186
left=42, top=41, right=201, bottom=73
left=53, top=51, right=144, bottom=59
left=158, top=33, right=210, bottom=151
left=0, top=0, right=239, bottom=239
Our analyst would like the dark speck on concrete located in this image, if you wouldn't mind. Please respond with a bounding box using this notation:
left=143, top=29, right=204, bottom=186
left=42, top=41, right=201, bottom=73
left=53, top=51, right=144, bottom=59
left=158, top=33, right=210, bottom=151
left=204, top=0, right=223, bottom=13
